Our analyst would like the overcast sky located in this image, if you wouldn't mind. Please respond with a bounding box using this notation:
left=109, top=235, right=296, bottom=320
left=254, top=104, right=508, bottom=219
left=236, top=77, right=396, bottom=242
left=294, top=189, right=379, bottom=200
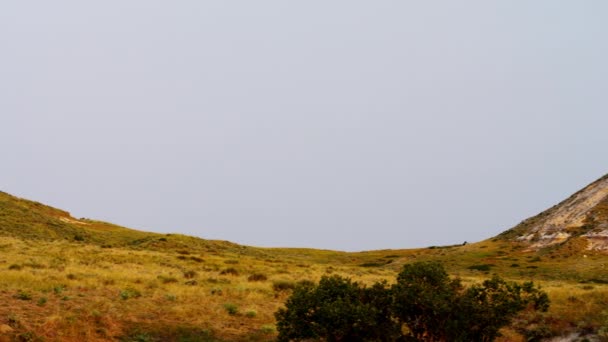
left=1, top=2, right=607, bottom=251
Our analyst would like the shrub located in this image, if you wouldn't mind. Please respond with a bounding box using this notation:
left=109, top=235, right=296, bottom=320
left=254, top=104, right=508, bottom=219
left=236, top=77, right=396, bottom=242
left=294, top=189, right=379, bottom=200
left=183, top=270, right=197, bottom=279
left=247, top=273, right=268, bottom=282
left=37, top=297, right=47, bottom=306
left=223, top=303, right=238, bottom=315
left=467, top=264, right=493, bottom=272
left=245, top=310, right=257, bottom=318
left=275, top=275, right=400, bottom=342
left=119, top=287, right=142, bottom=300
left=272, top=280, right=296, bottom=292
left=157, top=275, right=178, bottom=284
left=8, top=264, right=22, bottom=270
left=14, top=291, right=32, bottom=301
left=275, top=261, right=549, bottom=342
left=220, top=268, right=239, bottom=276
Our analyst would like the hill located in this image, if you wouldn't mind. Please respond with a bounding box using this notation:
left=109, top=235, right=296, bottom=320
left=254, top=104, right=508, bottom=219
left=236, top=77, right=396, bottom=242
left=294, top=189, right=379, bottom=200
left=498, top=173, right=608, bottom=253
left=1, top=180, right=608, bottom=341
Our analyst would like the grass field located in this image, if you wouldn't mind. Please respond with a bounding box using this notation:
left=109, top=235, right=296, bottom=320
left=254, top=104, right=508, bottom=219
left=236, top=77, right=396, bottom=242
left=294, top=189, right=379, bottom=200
left=2, top=235, right=608, bottom=341
left=2, top=191, right=608, bottom=341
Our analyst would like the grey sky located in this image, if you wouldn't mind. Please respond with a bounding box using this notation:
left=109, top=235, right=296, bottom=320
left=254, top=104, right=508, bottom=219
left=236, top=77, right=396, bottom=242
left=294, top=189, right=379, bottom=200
left=2, top=2, right=607, bottom=251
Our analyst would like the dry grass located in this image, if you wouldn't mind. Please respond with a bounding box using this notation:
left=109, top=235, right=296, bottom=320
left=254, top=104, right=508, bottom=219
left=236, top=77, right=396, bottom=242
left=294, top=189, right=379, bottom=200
left=3, top=190, right=608, bottom=340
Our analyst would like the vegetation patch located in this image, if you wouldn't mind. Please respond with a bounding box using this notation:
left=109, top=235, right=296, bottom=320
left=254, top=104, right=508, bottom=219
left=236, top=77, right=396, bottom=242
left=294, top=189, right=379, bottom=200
left=467, top=264, right=493, bottom=272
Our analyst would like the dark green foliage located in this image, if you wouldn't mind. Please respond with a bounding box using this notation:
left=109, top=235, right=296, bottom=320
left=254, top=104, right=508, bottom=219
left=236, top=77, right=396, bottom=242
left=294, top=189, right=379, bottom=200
left=468, top=263, right=493, bottom=272
left=275, top=262, right=549, bottom=342
left=275, top=275, right=400, bottom=342
left=14, top=290, right=32, bottom=301
left=392, top=262, right=463, bottom=341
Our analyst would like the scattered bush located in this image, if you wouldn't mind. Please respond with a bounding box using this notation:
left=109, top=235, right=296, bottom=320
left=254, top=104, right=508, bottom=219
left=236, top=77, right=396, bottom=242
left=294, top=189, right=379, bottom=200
left=53, top=285, right=67, bottom=294
left=183, top=270, right=197, bottom=279
left=272, top=280, right=296, bottom=292
left=260, top=324, right=276, bottom=334
left=119, top=287, right=142, bottom=300
left=224, top=259, right=239, bottom=264
left=223, top=303, right=238, bottom=315
left=467, top=264, right=493, bottom=272
left=220, top=267, right=239, bottom=276
left=157, top=275, right=178, bottom=284
left=245, top=310, right=257, bottom=318
left=37, top=297, right=47, bottom=306
left=8, top=264, right=22, bottom=270
left=247, top=273, right=268, bottom=282
left=190, top=256, right=204, bottom=263
left=14, top=291, right=32, bottom=301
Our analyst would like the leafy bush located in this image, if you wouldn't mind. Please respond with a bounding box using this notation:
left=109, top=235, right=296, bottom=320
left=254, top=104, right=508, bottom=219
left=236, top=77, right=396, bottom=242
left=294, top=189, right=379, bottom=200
left=275, top=261, right=549, bottom=342
left=275, top=275, right=400, bottom=342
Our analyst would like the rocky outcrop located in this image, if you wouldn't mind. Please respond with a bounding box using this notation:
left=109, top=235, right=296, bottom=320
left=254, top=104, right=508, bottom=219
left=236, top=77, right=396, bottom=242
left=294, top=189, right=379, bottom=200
left=500, top=174, right=608, bottom=252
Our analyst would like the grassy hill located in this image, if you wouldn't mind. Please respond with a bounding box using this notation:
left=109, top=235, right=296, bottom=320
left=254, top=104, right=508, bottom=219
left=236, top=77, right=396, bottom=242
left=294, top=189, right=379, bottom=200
left=1, top=189, right=608, bottom=341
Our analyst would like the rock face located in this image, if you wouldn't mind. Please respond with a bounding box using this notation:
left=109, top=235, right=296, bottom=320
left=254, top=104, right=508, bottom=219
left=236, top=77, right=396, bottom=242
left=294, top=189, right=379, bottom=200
left=499, top=174, right=608, bottom=252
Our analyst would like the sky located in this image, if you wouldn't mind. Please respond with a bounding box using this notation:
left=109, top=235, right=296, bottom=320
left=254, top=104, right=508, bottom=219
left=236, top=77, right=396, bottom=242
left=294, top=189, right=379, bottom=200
left=1, top=2, right=607, bottom=251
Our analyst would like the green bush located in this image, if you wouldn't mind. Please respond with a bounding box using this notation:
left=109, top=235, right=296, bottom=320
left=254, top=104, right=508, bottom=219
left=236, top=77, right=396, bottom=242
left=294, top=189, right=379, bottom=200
left=275, top=261, right=549, bottom=342
left=119, top=287, right=142, bottom=300
left=223, top=303, right=238, bottom=315
left=468, top=263, right=493, bottom=272
left=14, top=290, right=32, bottom=301
left=275, top=276, right=400, bottom=342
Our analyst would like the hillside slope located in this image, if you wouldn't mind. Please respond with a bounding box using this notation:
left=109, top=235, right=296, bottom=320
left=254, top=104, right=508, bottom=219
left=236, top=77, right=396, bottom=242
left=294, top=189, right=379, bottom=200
left=0, top=191, right=254, bottom=256
left=498, top=174, right=608, bottom=252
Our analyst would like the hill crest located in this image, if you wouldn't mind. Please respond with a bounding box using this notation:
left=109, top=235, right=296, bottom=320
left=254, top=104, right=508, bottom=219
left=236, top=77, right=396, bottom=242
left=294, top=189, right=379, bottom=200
left=499, top=173, right=608, bottom=252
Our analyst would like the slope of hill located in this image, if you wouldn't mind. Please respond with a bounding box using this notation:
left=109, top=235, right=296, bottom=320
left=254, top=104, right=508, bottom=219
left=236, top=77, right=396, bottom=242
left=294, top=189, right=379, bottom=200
left=0, top=191, right=259, bottom=256
left=2, top=182, right=608, bottom=341
left=498, top=174, right=608, bottom=252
